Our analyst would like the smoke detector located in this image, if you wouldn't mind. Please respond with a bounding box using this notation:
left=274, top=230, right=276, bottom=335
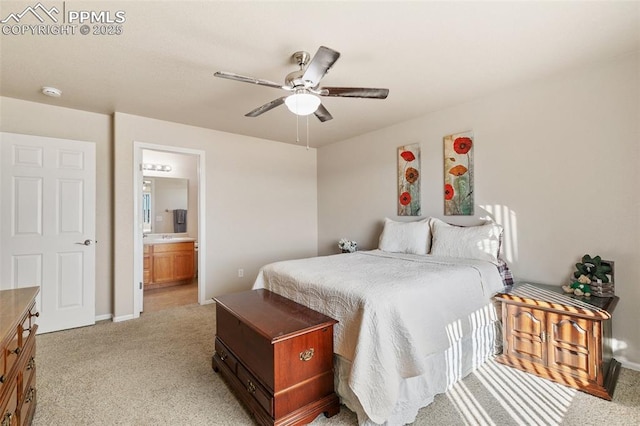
left=41, top=86, right=62, bottom=97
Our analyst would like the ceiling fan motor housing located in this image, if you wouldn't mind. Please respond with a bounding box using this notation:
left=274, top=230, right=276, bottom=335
left=287, top=51, right=312, bottom=88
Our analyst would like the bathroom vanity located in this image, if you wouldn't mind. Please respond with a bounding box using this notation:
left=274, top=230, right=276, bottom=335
left=143, top=239, right=195, bottom=289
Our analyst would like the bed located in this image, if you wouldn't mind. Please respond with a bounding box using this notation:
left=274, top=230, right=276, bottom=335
left=252, top=217, right=512, bottom=425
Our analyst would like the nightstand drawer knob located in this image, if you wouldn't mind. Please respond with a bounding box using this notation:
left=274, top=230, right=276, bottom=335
left=219, top=351, right=227, bottom=361
left=299, top=348, right=314, bottom=362
left=247, top=380, right=256, bottom=394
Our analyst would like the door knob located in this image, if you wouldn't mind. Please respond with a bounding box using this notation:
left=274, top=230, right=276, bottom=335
left=75, top=239, right=93, bottom=246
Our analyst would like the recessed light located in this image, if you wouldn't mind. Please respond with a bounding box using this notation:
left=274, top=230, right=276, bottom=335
left=41, top=86, right=62, bottom=97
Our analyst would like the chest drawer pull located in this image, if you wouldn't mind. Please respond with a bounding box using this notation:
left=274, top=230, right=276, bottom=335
left=246, top=380, right=256, bottom=394
left=10, top=347, right=21, bottom=356
left=299, top=348, right=315, bottom=362
left=2, top=413, right=12, bottom=426
left=30, top=311, right=40, bottom=319
left=25, top=387, right=35, bottom=403
left=27, top=356, right=36, bottom=371
left=218, top=351, right=228, bottom=361
left=0, top=374, right=4, bottom=383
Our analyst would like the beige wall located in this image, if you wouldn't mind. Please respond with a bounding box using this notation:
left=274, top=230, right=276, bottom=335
left=114, top=113, right=317, bottom=319
left=0, top=97, right=114, bottom=318
left=317, top=52, right=640, bottom=366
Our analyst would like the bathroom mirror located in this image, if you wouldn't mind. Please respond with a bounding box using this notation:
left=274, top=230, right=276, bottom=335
left=142, top=177, right=188, bottom=234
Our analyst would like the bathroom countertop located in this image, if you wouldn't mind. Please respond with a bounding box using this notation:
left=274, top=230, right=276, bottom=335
left=143, top=237, right=196, bottom=245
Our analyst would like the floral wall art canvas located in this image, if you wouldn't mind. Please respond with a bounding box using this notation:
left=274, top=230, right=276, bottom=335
left=444, top=131, right=474, bottom=215
left=398, top=144, right=421, bottom=216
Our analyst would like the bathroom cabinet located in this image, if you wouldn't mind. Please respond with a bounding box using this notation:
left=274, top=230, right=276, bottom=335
left=144, top=241, right=195, bottom=289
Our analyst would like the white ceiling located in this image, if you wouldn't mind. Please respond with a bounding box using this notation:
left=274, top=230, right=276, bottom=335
left=1, top=1, right=638, bottom=147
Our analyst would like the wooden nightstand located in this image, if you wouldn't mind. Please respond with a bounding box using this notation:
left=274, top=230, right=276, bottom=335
left=493, top=282, right=620, bottom=400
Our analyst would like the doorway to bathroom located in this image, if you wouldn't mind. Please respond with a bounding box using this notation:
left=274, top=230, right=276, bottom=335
left=132, top=142, right=206, bottom=317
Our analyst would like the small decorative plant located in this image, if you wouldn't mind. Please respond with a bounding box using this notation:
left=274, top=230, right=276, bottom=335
left=574, top=254, right=612, bottom=283
left=338, top=238, right=357, bottom=253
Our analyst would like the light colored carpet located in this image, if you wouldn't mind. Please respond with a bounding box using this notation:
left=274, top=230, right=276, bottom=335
left=33, top=303, right=640, bottom=425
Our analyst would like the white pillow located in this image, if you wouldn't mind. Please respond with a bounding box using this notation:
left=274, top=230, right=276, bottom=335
left=430, top=218, right=502, bottom=263
left=378, top=217, right=432, bottom=255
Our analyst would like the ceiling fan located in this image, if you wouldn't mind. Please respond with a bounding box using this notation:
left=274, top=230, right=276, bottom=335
left=214, top=46, right=389, bottom=122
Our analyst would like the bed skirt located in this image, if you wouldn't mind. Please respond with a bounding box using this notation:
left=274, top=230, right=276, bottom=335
left=334, top=321, right=502, bottom=425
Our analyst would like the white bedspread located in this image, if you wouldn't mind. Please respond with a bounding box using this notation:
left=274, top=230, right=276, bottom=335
left=252, top=250, right=505, bottom=424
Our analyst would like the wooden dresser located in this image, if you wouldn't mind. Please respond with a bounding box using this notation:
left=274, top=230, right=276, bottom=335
left=0, top=287, right=39, bottom=426
left=212, top=289, right=340, bottom=426
left=494, top=282, right=620, bottom=399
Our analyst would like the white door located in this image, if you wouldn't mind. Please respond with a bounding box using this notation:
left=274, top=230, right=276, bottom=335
left=0, top=132, right=96, bottom=333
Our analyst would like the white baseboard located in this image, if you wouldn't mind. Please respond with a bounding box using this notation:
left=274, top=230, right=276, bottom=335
left=95, top=313, right=113, bottom=322
left=201, top=298, right=215, bottom=305
left=113, top=314, right=135, bottom=322
left=618, top=358, right=640, bottom=371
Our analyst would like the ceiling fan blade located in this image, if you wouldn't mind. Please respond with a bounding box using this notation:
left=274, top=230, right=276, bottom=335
left=302, top=46, right=341, bottom=87
left=314, top=104, right=333, bottom=122
left=214, top=71, right=285, bottom=90
left=320, top=87, right=389, bottom=99
left=245, top=97, right=286, bottom=117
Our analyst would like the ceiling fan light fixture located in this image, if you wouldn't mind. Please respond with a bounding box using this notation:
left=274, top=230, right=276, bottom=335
left=285, top=92, right=321, bottom=116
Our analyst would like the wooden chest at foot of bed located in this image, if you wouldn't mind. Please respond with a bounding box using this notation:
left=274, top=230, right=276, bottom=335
left=212, top=289, right=340, bottom=426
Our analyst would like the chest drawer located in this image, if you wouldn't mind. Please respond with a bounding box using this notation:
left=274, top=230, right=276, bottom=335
left=237, top=364, right=273, bottom=417
left=214, top=338, right=238, bottom=375
left=3, top=331, right=20, bottom=384
left=0, top=377, right=18, bottom=426
left=19, top=375, right=36, bottom=426
left=19, top=340, right=36, bottom=401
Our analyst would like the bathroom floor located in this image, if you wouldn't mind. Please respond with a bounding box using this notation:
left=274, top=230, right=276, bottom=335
left=143, top=279, right=198, bottom=313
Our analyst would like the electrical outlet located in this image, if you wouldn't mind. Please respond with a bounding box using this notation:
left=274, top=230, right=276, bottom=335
left=238, top=269, right=244, bottom=278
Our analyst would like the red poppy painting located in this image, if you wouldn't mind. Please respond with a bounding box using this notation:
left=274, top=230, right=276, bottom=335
left=444, top=184, right=454, bottom=201
left=398, top=144, right=420, bottom=216
left=444, top=131, right=474, bottom=215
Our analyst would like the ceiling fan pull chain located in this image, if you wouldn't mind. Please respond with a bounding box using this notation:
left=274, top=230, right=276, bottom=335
left=306, top=115, right=310, bottom=150
left=296, top=112, right=300, bottom=144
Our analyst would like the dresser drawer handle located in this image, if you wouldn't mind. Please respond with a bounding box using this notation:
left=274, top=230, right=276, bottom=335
left=30, top=311, right=40, bottom=319
left=27, top=356, right=36, bottom=371
left=0, top=374, right=4, bottom=384
left=10, top=347, right=21, bottom=356
left=1, top=412, right=12, bottom=426
left=246, top=380, right=256, bottom=394
left=218, top=351, right=227, bottom=361
left=299, top=348, right=315, bottom=362
left=25, top=387, right=35, bottom=403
